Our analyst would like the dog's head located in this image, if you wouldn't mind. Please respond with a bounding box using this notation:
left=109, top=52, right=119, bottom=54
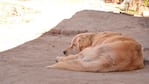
left=63, top=33, right=94, bottom=56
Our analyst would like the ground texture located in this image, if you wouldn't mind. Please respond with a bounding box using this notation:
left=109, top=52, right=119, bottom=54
left=0, top=10, right=149, bottom=84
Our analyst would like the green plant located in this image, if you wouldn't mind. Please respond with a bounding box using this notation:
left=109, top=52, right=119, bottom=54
left=144, top=0, right=149, bottom=6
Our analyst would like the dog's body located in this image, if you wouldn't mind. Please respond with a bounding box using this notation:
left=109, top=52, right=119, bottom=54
left=48, top=32, right=144, bottom=72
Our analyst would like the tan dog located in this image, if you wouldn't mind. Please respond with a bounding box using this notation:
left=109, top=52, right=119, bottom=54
left=48, top=32, right=144, bottom=72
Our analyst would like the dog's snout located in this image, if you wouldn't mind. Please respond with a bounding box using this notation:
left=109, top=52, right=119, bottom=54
left=63, top=51, right=66, bottom=55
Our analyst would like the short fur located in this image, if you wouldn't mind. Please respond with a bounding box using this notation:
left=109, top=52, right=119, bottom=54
left=48, top=32, right=144, bottom=72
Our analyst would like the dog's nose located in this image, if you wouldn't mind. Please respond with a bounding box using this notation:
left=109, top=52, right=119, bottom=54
left=63, top=51, right=66, bottom=55
left=56, top=60, right=58, bottom=63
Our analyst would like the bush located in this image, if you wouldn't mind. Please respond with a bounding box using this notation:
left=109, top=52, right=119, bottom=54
left=144, top=0, right=149, bottom=7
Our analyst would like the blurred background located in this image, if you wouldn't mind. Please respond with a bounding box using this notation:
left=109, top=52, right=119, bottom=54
left=0, top=0, right=148, bottom=52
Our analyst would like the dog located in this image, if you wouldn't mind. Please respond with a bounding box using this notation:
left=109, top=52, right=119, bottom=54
left=48, top=31, right=144, bottom=72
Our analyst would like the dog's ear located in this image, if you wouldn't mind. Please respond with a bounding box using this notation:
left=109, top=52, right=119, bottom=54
left=76, top=35, right=92, bottom=51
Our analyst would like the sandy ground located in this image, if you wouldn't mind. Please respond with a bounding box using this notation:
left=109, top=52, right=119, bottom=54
left=0, top=10, right=149, bottom=84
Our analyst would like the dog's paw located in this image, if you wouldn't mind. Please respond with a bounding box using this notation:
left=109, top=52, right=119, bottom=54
left=56, top=56, right=65, bottom=62
left=46, top=64, right=56, bottom=68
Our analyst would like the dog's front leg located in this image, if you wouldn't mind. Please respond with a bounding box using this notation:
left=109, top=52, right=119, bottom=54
left=47, top=54, right=83, bottom=71
left=56, top=54, right=79, bottom=62
left=47, top=61, right=85, bottom=71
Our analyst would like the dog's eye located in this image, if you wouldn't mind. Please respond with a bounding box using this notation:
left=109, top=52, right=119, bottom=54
left=78, top=39, right=81, bottom=42
left=72, top=44, right=75, bottom=47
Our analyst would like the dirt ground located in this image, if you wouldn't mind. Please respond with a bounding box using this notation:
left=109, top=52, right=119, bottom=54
left=0, top=10, right=149, bottom=84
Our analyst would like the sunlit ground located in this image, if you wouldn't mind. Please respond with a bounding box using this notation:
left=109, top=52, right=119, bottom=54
left=0, top=0, right=121, bottom=52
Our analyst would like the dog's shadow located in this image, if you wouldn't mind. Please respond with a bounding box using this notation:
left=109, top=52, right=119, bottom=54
left=143, top=47, right=149, bottom=66
left=144, top=59, right=149, bottom=65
